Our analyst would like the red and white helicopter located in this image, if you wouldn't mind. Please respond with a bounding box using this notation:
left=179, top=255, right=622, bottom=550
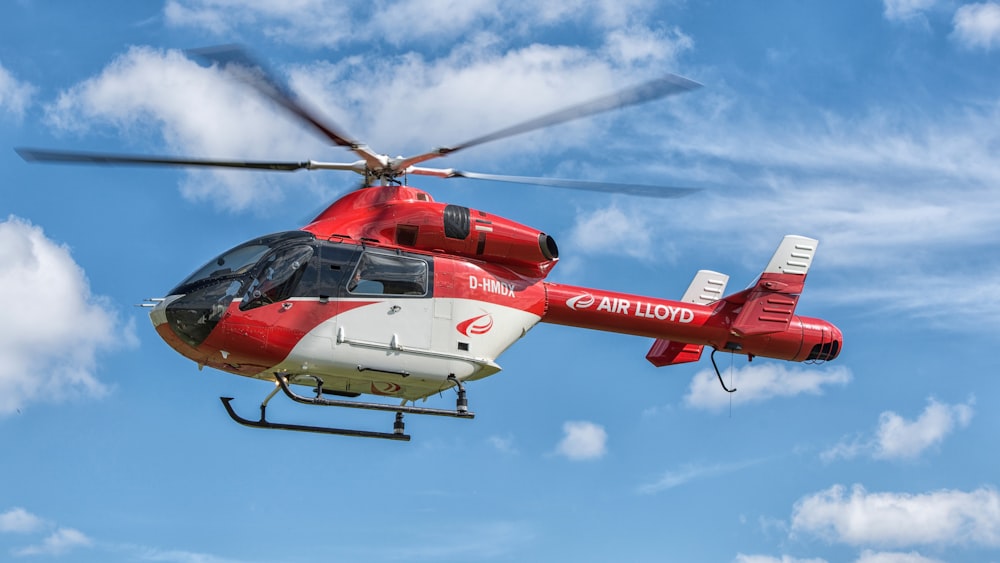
left=18, top=47, right=842, bottom=441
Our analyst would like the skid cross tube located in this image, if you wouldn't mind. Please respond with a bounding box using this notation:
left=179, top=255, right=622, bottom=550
left=276, top=374, right=476, bottom=419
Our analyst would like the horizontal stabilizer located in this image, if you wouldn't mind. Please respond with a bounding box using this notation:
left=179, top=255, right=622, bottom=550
left=729, top=235, right=818, bottom=337
left=646, top=340, right=704, bottom=367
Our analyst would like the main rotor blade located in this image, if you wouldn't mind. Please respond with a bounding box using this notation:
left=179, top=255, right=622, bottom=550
left=408, top=167, right=700, bottom=199
left=395, top=73, right=701, bottom=171
left=189, top=45, right=384, bottom=170
left=17, top=147, right=311, bottom=171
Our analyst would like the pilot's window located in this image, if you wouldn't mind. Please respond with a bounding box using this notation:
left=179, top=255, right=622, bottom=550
left=240, top=245, right=315, bottom=310
left=348, top=252, right=428, bottom=296
left=170, top=231, right=314, bottom=295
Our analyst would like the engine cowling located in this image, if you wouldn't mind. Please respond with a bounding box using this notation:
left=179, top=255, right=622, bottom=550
left=304, top=186, right=559, bottom=277
left=393, top=203, right=558, bottom=276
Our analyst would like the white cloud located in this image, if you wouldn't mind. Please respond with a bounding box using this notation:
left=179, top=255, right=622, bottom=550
left=614, top=84, right=1000, bottom=329
left=42, top=19, right=693, bottom=211
left=821, top=397, right=974, bottom=462
left=734, top=555, right=827, bottom=563
left=874, top=397, right=974, bottom=460
left=13, top=527, right=92, bottom=557
left=684, top=363, right=851, bottom=412
left=1, top=508, right=96, bottom=558
left=567, top=205, right=654, bottom=261
left=164, top=0, right=355, bottom=46
left=882, top=0, right=937, bottom=22
left=43, top=46, right=323, bottom=211
left=487, top=434, right=518, bottom=455
left=365, top=0, right=506, bottom=44
left=819, top=435, right=868, bottom=463
left=554, top=420, right=607, bottom=460
left=0, top=217, right=125, bottom=416
left=1, top=507, right=243, bottom=561
left=952, top=2, right=1000, bottom=50
left=181, top=2, right=696, bottom=165
left=0, top=508, right=45, bottom=534
left=661, top=105, right=1000, bottom=258
left=288, top=43, right=614, bottom=158
left=120, top=545, right=250, bottom=563
left=638, top=458, right=766, bottom=494
left=818, top=267, right=1000, bottom=330
left=791, top=484, right=1000, bottom=548
left=164, top=0, right=672, bottom=48
left=287, top=34, right=691, bottom=166
left=603, top=24, right=693, bottom=65
left=854, top=550, right=944, bottom=563
left=0, top=61, right=35, bottom=118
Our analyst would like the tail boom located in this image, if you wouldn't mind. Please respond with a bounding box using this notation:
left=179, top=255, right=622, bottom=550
left=540, top=235, right=840, bottom=364
left=540, top=284, right=841, bottom=364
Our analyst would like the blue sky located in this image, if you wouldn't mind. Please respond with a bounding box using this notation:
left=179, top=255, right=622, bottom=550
left=3, top=1, right=1000, bottom=561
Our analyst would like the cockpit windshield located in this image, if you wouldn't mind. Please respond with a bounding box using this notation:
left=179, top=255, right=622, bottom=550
left=169, top=231, right=315, bottom=295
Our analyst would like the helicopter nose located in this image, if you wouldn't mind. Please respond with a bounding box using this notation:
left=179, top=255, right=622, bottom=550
left=149, top=285, right=237, bottom=349
left=148, top=295, right=178, bottom=329
left=148, top=295, right=196, bottom=353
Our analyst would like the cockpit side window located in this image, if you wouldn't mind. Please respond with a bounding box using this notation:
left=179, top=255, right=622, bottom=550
left=240, top=245, right=315, bottom=310
left=314, top=243, right=361, bottom=299
left=347, top=252, right=429, bottom=296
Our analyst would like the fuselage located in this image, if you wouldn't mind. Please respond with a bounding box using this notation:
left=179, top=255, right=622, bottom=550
left=149, top=185, right=842, bottom=402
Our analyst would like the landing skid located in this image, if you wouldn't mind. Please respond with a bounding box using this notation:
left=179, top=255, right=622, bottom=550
left=220, top=397, right=411, bottom=440
left=220, top=374, right=474, bottom=441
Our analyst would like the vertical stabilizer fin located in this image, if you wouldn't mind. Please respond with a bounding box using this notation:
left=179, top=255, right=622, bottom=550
left=729, top=235, right=819, bottom=337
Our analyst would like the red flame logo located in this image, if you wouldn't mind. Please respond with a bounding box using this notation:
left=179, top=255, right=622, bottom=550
left=566, top=293, right=596, bottom=310
left=457, top=312, right=494, bottom=336
left=371, top=382, right=402, bottom=395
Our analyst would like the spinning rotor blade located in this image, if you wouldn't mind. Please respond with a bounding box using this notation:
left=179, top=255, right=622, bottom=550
left=395, top=74, right=702, bottom=171
left=15, top=148, right=364, bottom=173
left=189, top=45, right=384, bottom=170
left=18, top=46, right=706, bottom=195
left=408, top=167, right=699, bottom=199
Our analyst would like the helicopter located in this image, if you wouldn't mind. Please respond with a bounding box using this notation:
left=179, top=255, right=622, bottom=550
left=17, top=47, right=842, bottom=441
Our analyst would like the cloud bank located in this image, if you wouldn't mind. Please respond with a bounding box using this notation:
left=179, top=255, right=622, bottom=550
left=822, top=397, right=974, bottom=462
left=791, top=484, right=1000, bottom=548
left=685, top=363, right=852, bottom=412
left=0, top=217, right=125, bottom=415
